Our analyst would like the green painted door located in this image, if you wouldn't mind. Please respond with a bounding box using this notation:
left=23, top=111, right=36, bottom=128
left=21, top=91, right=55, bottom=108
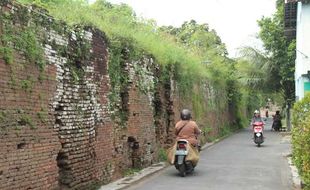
left=304, top=82, right=310, bottom=91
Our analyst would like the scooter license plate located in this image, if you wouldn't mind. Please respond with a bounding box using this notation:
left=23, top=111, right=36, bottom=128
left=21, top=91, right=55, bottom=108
left=254, top=127, right=262, bottom=133
left=175, top=150, right=187, bottom=155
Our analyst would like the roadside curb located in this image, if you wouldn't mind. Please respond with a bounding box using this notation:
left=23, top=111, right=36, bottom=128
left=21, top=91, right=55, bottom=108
left=287, top=157, right=302, bottom=190
left=98, top=162, right=168, bottom=190
left=280, top=132, right=303, bottom=190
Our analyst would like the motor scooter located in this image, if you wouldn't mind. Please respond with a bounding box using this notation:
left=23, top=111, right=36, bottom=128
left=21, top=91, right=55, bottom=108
left=174, top=139, right=197, bottom=177
left=253, top=121, right=264, bottom=147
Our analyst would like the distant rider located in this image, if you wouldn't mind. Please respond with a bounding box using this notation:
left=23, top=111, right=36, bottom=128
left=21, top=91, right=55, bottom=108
left=272, top=110, right=282, bottom=131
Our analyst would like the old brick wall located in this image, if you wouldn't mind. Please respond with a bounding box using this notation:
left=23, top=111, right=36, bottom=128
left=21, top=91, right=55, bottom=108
left=0, top=2, right=61, bottom=190
left=108, top=56, right=160, bottom=178
left=0, top=52, right=61, bottom=189
left=0, top=1, right=114, bottom=189
left=125, top=58, right=158, bottom=168
left=0, top=1, right=171, bottom=189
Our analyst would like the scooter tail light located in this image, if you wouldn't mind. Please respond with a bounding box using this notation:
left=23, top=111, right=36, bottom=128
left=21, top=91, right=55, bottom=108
left=178, top=143, right=186, bottom=149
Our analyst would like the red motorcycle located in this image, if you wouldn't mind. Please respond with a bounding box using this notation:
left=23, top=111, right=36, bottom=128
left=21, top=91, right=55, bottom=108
left=253, top=121, right=264, bottom=147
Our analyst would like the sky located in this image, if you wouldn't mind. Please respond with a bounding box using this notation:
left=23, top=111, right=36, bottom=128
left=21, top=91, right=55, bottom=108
left=91, top=0, right=276, bottom=57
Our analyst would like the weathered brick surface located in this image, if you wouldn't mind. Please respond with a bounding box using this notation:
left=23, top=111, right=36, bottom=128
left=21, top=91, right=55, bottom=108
left=0, top=50, right=61, bottom=189
left=0, top=1, right=113, bottom=189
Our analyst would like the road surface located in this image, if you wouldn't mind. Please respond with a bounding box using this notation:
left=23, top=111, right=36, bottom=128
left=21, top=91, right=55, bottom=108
left=127, top=118, right=293, bottom=190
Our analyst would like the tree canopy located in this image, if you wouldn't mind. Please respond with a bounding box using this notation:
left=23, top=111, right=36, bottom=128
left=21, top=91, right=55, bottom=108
left=257, top=0, right=295, bottom=103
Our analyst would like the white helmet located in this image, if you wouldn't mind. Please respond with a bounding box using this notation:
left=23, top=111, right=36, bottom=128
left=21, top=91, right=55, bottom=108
left=254, top=110, right=259, bottom=114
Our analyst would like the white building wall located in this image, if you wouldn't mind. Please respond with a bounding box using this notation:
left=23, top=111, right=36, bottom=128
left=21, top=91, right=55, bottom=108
left=295, top=2, right=310, bottom=100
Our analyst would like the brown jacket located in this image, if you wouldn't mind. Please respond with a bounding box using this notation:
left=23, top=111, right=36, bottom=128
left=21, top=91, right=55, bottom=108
left=175, top=120, right=201, bottom=146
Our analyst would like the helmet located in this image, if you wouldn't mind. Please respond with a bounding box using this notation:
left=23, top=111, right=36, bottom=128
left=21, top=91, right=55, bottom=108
left=254, top=110, right=259, bottom=114
left=180, top=109, right=191, bottom=120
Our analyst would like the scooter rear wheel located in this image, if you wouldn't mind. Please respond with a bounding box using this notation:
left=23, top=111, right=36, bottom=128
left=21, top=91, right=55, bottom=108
left=257, top=143, right=261, bottom=147
left=179, top=164, right=186, bottom=177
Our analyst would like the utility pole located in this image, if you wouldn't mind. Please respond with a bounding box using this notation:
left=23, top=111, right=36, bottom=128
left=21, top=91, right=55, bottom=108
left=286, top=101, right=292, bottom=131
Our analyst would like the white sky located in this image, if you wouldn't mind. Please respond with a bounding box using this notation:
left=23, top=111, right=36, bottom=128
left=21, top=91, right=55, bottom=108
left=92, top=0, right=276, bottom=57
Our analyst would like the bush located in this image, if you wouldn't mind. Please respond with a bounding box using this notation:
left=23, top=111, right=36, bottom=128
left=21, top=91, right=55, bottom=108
left=158, top=148, right=167, bottom=162
left=292, top=93, right=310, bottom=189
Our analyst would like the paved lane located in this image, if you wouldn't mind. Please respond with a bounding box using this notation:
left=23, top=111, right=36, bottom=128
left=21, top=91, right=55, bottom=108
left=127, top=118, right=293, bottom=190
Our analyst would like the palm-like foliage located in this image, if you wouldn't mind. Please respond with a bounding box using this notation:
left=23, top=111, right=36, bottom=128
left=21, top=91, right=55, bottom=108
left=236, top=46, right=271, bottom=91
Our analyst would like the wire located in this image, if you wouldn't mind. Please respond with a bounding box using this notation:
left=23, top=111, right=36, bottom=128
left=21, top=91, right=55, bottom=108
left=297, top=49, right=309, bottom=58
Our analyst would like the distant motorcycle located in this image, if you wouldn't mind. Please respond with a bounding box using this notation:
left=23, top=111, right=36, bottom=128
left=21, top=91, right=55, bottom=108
left=272, top=120, right=281, bottom=131
left=174, top=139, right=198, bottom=177
left=252, top=121, right=264, bottom=147
left=272, top=115, right=282, bottom=131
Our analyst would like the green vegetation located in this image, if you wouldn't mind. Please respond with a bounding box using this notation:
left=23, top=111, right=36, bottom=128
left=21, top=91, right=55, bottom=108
left=235, top=48, right=273, bottom=117
left=218, top=123, right=233, bottom=137
left=20, top=76, right=35, bottom=92
left=0, top=46, right=13, bottom=65
left=0, top=12, right=14, bottom=65
left=15, top=1, right=210, bottom=82
left=292, top=93, right=310, bottom=189
left=160, top=20, right=245, bottom=127
left=123, top=168, right=141, bottom=177
left=0, top=111, right=7, bottom=123
left=18, top=0, right=203, bottom=69
left=236, top=0, right=296, bottom=118
left=0, top=12, right=45, bottom=69
left=37, top=109, right=48, bottom=123
left=158, top=148, right=167, bottom=162
left=15, top=27, right=46, bottom=70
left=19, top=114, right=36, bottom=129
left=257, top=0, right=295, bottom=109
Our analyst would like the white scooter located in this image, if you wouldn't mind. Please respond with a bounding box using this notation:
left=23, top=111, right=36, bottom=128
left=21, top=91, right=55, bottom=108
left=174, top=139, right=196, bottom=177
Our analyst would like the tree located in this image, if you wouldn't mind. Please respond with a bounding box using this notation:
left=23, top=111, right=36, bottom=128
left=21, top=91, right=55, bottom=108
left=160, top=21, right=246, bottom=126
left=257, top=0, right=296, bottom=130
left=160, top=20, right=228, bottom=58
left=258, top=0, right=295, bottom=101
left=236, top=47, right=271, bottom=90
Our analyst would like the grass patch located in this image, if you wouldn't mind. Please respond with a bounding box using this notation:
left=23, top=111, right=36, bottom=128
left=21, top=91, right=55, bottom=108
left=123, top=168, right=141, bottom=177
left=18, top=114, right=36, bottom=129
left=158, top=148, right=167, bottom=162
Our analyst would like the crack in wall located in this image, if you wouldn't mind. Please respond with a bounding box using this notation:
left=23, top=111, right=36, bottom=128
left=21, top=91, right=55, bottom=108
left=45, top=29, right=104, bottom=188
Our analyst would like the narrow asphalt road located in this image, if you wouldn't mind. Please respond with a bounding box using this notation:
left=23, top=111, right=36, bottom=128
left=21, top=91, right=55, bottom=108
left=127, top=118, right=293, bottom=190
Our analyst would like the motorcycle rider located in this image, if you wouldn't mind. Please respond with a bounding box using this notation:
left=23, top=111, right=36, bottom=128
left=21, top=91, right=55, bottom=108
left=251, top=110, right=265, bottom=146
left=251, top=110, right=264, bottom=126
left=265, top=106, right=269, bottom=118
left=175, top=109, right=201, bottom=148
left=272, top=110, right=282, bottom=131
